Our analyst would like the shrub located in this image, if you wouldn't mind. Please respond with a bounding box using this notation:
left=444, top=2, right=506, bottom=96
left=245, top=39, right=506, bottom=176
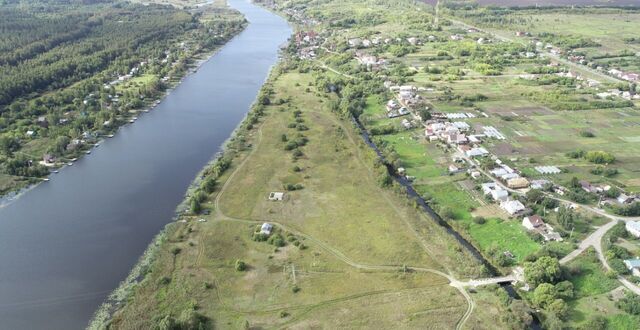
left=473, top=216, right=486, bottom=224
left=579, top=130, right=595, bottom=138
left=235, top=259, right=247, bottom=271
left=267, top=234, right=286, bottom=247
left=585, top=150, right=615, bottom=164
left=157, top=276, right=171, bottom=286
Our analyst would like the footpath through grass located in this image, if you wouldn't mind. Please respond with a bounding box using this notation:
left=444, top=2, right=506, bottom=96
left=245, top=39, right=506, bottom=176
left=107, top=70, right=488, bottom=329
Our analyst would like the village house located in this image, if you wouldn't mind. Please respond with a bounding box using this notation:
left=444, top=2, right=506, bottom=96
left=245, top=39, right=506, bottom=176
left=481, top=182, right=509, bottom=202
left=66, top=139, right=82, bottom=151
left=401, top=118, right=413, bottom=129
left=579, top=180, right=601, bottom=194
left=355, top=51, right=385, bottom=68
left=530, top=179, right=551, bottom=190
left=623, top=259, right=640, bottom=277
left=522, top=215, right=562, bottom=241
left=522, top=215, right=544, bottom=231
left=465, top=147, right=489, bottom=158
left=386, top=100, right=399, bottom=111
left=507, top=177, right=530, bottom=189
left=618, top=193, right=636, bottom=204
left=501, top=199, right=526, bottom=216
left=36, top=116, right=48, bottom=128
left=626, top=221, right=640, bottom=238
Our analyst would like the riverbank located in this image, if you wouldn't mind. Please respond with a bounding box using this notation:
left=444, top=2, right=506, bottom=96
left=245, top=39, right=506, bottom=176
left=88, top=53, right=285, bottom=330
left=0, top=2, right=246, bottom=201
left=0, top=35, right=243, bottom=209
left=0, top=1, right=291, bottom=328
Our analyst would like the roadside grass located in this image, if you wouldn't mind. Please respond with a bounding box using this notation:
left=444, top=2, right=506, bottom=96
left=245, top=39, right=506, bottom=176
left=567, top=250, right=619, bottom=298
left=566, top=291, right=640, bottom=329
left=607, top=313, right=640, bottom=330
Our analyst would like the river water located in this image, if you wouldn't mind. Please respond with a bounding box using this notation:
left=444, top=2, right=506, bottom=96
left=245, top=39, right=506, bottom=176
left=0, top=1, right=290, bottom=328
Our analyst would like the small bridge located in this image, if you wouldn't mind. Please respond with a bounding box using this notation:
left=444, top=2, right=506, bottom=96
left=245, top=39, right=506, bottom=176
left=453, top=275, right=517, bottom=288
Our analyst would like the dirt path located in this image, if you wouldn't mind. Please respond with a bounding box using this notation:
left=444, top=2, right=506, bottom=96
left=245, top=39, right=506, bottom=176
left=210, top=107, right=476, bottom=329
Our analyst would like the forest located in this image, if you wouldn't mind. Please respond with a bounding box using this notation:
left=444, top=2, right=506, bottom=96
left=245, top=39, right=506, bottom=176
left=0, top=0, right=246, bottom=195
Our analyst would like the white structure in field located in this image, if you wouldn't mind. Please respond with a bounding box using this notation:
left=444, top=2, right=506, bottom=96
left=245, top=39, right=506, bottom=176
left=626, top=221, right=640, bottom=238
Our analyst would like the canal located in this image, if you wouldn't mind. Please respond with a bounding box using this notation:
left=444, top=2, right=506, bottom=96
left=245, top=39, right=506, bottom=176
left=0, top=1, right=291, bottom=328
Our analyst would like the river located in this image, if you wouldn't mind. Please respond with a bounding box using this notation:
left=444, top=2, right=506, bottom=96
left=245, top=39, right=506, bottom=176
left=0, top=1, right=290, bottom=328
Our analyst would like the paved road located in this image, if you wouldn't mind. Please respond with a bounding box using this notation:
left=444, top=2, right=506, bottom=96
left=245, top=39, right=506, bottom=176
left=560, top=220, right=617, bottom=264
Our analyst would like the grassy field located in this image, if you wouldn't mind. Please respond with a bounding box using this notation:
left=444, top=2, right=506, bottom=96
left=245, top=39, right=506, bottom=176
left=561, top=250, right=640, bottom=328
left=567, top=251, right=619, bottom=298
left=107, top=70, right=496, bottom=328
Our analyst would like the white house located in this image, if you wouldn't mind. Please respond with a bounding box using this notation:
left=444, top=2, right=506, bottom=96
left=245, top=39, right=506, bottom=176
left=491, top=189, right=509, bottom=202
left=466, top=147, right=488, bottom=158
left=501, top=200, right=525, bottom=215
left=623, top=258, right=640, bottom=277
left=626, top=221, right=640, bottom=238
left=522, top=215, right=545, bottom=231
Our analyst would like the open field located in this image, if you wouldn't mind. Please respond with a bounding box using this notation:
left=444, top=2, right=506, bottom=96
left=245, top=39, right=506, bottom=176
left=107, top=69, right=500, bottom=328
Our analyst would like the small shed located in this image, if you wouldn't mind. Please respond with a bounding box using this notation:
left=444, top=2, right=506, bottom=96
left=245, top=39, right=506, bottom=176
left=260, top=223, right=273, bottom=235
left=269, top=192, right=284, bottom=201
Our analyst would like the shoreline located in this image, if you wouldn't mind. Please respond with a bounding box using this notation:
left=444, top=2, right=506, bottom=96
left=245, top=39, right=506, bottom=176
left=87, top=7, right=292, bottom=329
left=88, top=52, right=288, bottom=330
left=0, top=17, right=248, bottom=208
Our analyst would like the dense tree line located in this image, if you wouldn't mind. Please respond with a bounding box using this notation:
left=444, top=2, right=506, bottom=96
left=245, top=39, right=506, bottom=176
left=0, top=0, right=245, bottom=187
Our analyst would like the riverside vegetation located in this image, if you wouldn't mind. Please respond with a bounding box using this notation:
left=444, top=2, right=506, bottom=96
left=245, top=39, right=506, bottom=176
left=100, top=0, right=640, bottom=328
left=0, top=0, right=245, bottom=196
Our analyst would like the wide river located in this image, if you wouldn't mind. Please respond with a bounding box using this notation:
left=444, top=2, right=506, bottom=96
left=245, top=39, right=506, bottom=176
left=0, top=1, right=290, bottom=328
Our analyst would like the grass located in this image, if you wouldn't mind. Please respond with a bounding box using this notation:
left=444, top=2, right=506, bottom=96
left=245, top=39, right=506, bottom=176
left=465, top=218, right=540, bottom=263
left=415, top=182, right=540, bottom=262
left=107, top=69, right=491, bottom=328
left=219, top=73, right=441, bottom=267
left=567, top=250, right=619, bottom=298
left=379, top=132, right=445, bottom=180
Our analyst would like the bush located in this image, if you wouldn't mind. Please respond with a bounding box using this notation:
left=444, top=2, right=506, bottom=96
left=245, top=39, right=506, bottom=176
left=291, top=285, right=301, bottom=293
left=585, top=150, right=615, bottom=164
left=440, top=207, right=456, bottom=220
left=579, top=130, right=595, bottom=138
left=157, top=276, right=171, bottom=286
left=235, top=259, right=247, bottom=271
left=473, top=216, right=486, bottom=224
left=267, top=234, right=286, bottom=247
left=616, top=292, right=640, bottom=315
